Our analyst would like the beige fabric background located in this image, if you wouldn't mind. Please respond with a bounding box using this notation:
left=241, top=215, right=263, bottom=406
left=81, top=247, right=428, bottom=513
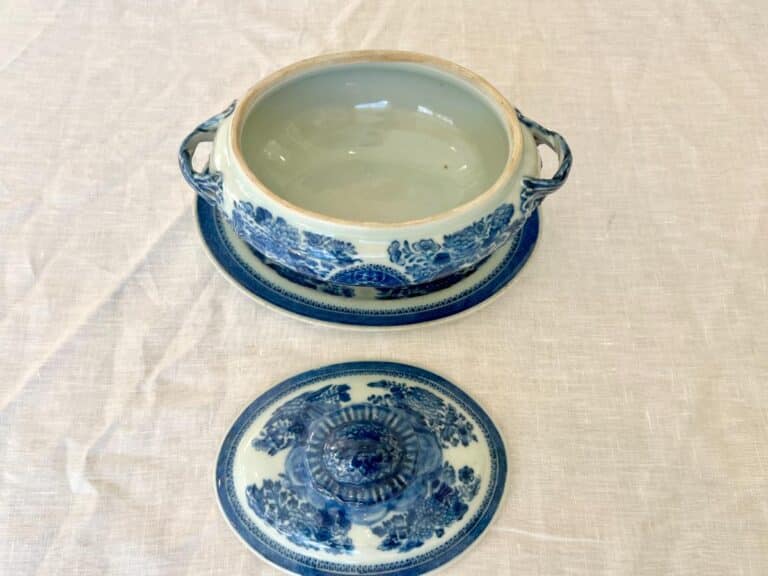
left=1, top=1, right=767, bottom=575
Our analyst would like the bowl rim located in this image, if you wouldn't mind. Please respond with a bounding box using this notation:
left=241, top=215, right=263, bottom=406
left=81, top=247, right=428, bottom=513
left=229, top=50, right=523, bottom=229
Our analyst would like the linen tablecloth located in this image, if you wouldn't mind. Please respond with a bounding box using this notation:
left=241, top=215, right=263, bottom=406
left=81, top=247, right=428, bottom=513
left=1, top=2, right=766, bottom=574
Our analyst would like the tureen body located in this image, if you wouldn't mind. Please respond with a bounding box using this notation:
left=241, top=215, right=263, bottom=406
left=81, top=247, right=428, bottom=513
left=180, top=52, right=571, bottom=297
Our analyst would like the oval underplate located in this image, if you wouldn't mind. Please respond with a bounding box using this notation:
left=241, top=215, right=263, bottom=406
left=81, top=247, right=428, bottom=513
left=216, top=361, right=507, bottom=576
left=196, top=196, right=538, bottom=327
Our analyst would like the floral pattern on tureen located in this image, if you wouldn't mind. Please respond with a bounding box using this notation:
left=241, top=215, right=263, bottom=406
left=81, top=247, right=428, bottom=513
left=245, top=379, right=481, bottom=554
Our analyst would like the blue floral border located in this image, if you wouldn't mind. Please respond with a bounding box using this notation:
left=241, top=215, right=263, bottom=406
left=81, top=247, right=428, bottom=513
left=215, top=362, right=507, bottom=576
left=196, top=196, right=539, bottom=326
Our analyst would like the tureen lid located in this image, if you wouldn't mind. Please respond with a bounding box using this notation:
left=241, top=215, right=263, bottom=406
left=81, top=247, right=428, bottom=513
left=215, top=361, right=507, bottom=575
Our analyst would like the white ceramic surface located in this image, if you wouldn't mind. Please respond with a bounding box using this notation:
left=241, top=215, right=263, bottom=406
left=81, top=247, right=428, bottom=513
left=238, top=61, right=509, bottom=223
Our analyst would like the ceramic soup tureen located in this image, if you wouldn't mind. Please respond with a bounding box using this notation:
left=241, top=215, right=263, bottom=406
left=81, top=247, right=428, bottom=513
left=180, top=51, right=571, bottom=297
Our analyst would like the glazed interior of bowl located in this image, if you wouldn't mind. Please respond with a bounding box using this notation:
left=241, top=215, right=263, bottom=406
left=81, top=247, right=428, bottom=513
left=238, top=60, right=511, bottom=224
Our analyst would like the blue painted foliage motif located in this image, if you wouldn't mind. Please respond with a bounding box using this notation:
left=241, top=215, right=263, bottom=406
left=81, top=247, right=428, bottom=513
left=231, top=200, right=522, bottom=293
left=387, top=203, right=522, bottom=283
left=228, top=200, right=361, bottom=281
left=371, top=462, right=481, bottom=552
left=246, top=476, right=354, bottom=554
left=245, top=380, right=481, bottom=555
left=367, top=380, right=478, bottom=448
left=251, top=384, right=352, bottom=455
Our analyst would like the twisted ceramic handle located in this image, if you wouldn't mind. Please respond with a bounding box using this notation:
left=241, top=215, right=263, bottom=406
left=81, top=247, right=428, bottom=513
left=516, top=110, right=573, bottom=216
left=178, top=101, right=236, bottom=206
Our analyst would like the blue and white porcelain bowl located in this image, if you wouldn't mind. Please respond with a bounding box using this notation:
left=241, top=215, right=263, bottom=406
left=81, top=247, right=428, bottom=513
left=180, top=51, right=571, bottom=296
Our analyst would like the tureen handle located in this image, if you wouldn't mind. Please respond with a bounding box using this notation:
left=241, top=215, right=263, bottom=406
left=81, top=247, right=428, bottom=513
left=178, top=101, right=237, bottom=206
left=516, top=110, right=573, bottom=216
